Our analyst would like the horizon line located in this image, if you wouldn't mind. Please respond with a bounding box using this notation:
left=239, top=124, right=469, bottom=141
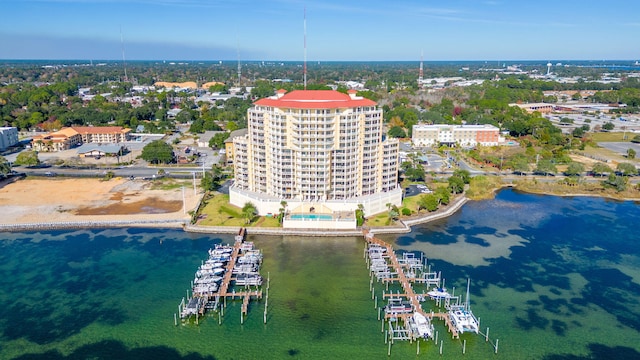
left=1, top=58, right=639, bottom=63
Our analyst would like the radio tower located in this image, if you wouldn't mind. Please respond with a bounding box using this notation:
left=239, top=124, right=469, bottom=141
left=237, top=36, right=241, bottom=86
left=303, top=7, right=307, bottom=90
left=418, top=50, right=424, bottom=86
left=120, top=26, right=128, bottom=82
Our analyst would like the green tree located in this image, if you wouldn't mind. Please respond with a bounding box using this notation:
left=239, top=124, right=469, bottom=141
left=602, top=122, right=615, bottom=131
left=278, top=200, right=288, bottom=224
left=571, top=127, right=584, bottom=138
left=355, top=204, right=365, bottom=226
left=617, top=162, right=638, bottom=176
left=447, top=175, right=465, bottom=194
left=535, top=159, right=557, bottom=176
left=418, top=194, right=439, bottom=212
left=209, top=132, right=230, bottom=149
left=434, top=186, right=450, bottom=205
left=388, top=126, right=406, bottom=138
left=591, top=162, right=612, bottom=177
left=0, top=156, right=11, bottom=176
left=141, top=140, right=174, bottom=164
left=564, top=162, right=585, bottom=177
left=602, top=174, right=627, bottom=192
left=627, top=148, right=636, bottom=159
left=242, top=202, right=258, bottom=224
left=631, top=135, right=640, bottom=143
left=509, top=154, right=530, bottom=175
left=14, top=150, right=40, bottom=167
left=452, top=169, right=471, bottom=184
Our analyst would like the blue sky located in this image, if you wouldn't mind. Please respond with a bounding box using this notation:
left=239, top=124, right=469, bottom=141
left=1, top=0, right=639, bottom=61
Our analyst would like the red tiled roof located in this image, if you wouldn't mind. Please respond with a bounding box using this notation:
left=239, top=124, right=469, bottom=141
left=254, top=90, right=376, bottom=109
left=71, top=126, right=131, bottom=134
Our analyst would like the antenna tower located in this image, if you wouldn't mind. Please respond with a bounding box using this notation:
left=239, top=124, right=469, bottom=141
left=419, top=50, right=424, bottom=85
left=120, top=26, right=128, bottom=82
left=237, top=36, right=241, bottom=86
left=303, top=7, right=307, bottom=90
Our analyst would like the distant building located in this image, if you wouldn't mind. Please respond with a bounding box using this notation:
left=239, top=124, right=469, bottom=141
left=230, top=89, right=401, bottom=225
left=32, top=126, right=131, bottom=152
left=224, top=128, right=248, bottom=165
left=0, top=127, right=19, bottom=151
left=509, top=103, right=554, bottom=114
left=76, top=144, right=126, bottom=158
left=412, top=124, right=500, bottom=147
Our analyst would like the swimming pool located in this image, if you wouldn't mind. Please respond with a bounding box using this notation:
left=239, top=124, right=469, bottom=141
left=289, top=214, right=333, bottom=220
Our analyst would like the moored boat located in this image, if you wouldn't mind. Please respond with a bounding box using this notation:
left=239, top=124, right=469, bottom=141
left=413, top=312, right=434, bottom=340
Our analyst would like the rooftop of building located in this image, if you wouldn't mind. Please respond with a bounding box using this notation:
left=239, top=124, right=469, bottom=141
left=413, top=124, right=499, bottom=130
left=254, top=90, right=377, bottom=109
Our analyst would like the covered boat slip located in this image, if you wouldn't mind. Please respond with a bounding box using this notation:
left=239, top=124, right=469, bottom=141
left=364, top=230, right=499, bottom=355
left=177, top=228, right=267, bottom=325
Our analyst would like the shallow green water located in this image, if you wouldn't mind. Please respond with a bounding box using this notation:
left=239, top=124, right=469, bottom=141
left=0, top=189, right=638, bottom=359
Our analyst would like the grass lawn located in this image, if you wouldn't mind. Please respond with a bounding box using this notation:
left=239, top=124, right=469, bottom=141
left=196, top=193, right=281, bottom=227
left=150, top=178, right=192, bottom=191
left=581, top=146, right=626, bottom=162
left=366, top=212, right=392, bottom=227
left=588, top=132, right=631, bottom=142
left=466, top=175, right=504, bottom=200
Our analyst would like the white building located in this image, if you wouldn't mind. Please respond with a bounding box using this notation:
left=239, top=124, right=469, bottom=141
left=412, top=124, right=500, bottom=147
left=0, top=127, right=19, bottom=151
left=230, top=90, right=401, bottom=228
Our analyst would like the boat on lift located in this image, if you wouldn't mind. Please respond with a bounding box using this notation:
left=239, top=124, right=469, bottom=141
left=413, top=312, right=435, bottom=340
left=448, top=278, right=479, bottom=334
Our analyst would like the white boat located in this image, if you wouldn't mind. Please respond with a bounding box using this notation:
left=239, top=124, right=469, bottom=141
left=384, top=298, right=413, bottom=314
left=413, top=312, right=434, bottom=340
left=235, top=274, right=262, bottom=286
left=427, top=287, right=452, bottom=300
left=448, top=279, right=479, bottom=334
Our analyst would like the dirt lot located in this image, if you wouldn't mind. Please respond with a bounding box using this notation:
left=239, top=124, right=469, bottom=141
left=0, top=178, right=200, bottom=225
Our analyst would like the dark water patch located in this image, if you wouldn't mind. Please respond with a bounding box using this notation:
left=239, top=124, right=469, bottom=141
left=580, top=268, right=640, bottom=331
left=12, top=340, right=218, bottom=360
left=550, top=288, right=562, bottom=296
left=2, top=298, right=127, bottom=344
left=515, top=308, right=550, bottom=331
left=464, top=235, right=490, bottom=247
left=551, top=319, right=568, bottom=336
left=287, top=348, right=301, bottom=356
left=125, top=227, right=168, bottom=235
left=395, top=235, right=415, bottom=246
left=543, top=343, right=640, bottom=360
left=539, top=295, right=579, bottom=315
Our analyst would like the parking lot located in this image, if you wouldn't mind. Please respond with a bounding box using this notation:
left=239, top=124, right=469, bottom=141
left=597, top=142, right=640, bottom=155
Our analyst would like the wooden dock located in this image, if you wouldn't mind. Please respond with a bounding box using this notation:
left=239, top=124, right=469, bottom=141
left=365, top=229, right=459, bottom=339
left=182, top=228, right=264, bottom=322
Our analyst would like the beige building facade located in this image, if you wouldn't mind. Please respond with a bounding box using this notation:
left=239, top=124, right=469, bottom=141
left=230, top=90, right=401, bottom=223
left=32, top=126, right=131, bottom=152
left=412, top=124, right=500, bottom=147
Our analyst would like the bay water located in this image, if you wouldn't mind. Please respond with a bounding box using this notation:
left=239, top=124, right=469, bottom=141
left=0, top=188, right=638, bottom=359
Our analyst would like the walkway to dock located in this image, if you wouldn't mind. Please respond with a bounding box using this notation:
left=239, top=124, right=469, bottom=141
left=364, top=229, right=459, bottom=339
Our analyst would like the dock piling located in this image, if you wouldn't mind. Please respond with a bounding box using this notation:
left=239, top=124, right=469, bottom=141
left=440, top=340, right=443, bottom=355
left=174, top=313, right=177, bottom=326
left=463, top=339, right=466, bottom=354
left=495, top=339, right=499, bottom=354
left=486, top=327, right=489, bottom=342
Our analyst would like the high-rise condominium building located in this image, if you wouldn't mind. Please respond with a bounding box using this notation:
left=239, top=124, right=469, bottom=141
left=230, top=89, right=401, bottom=224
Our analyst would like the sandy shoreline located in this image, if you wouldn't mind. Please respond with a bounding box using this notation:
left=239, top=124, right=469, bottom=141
left=0, top=178, right=199, bottom=228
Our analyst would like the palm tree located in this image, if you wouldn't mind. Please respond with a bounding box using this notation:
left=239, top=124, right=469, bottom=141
left=278, top=200, right=288, bottom=224
left=242, top=202, right=257, bottom=224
